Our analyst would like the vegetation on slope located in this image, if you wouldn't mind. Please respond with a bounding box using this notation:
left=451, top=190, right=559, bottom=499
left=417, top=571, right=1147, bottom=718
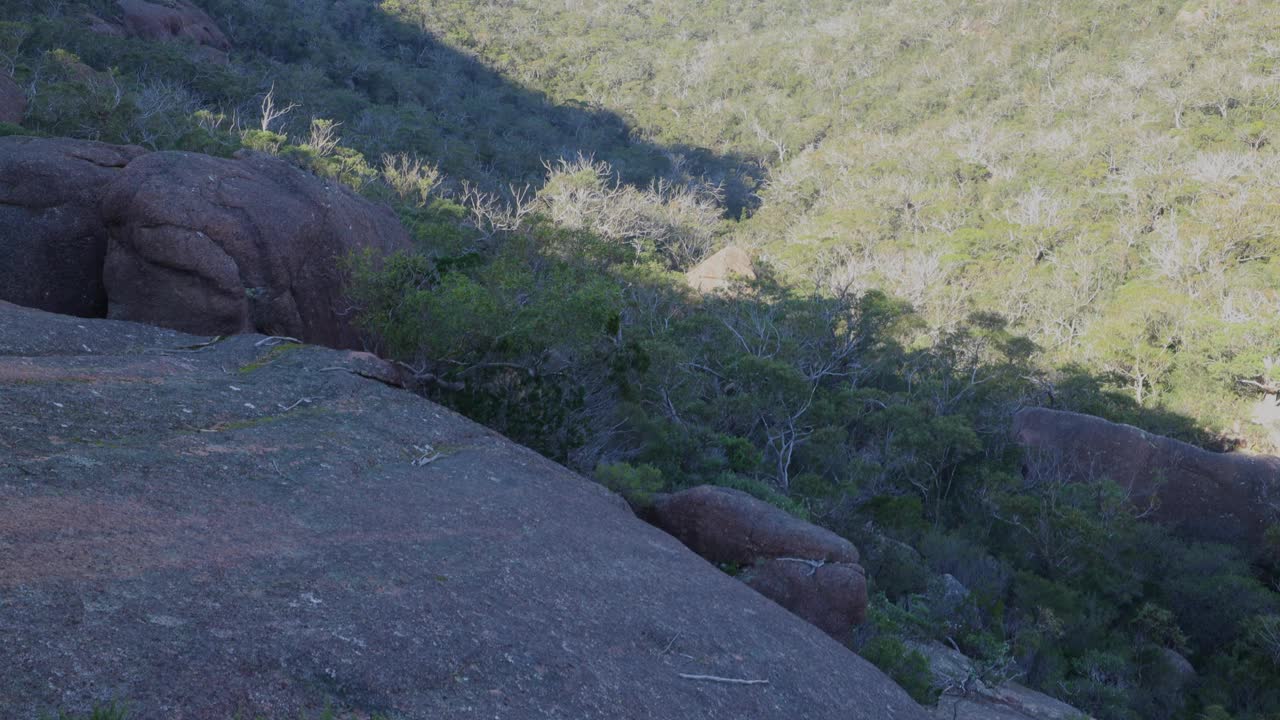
left=5, top=1, right=1280, bottom=718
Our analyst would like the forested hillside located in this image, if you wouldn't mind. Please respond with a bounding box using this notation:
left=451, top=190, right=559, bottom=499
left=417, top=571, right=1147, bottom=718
left=5, top=1, right=1279, bottom=718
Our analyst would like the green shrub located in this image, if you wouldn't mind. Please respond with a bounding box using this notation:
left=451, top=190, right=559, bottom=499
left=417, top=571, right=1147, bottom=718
left=595, top=462, right=665, bottom=506
left=859, top=635, right=937, bottom=705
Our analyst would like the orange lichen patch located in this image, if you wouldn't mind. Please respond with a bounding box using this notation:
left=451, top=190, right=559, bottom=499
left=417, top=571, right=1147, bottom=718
left=340, top=351, right=405, bottom=386
left=0, top=358, right=181, bottom=384
left=0, top=496, right=198, bottom=585
left=165, top=432, right=299, bottom=459
left=195, top=442, right=285, bottom=456
left=0, top=493, right=511, bottom=587
left=0, top=494, right=311, bottom=586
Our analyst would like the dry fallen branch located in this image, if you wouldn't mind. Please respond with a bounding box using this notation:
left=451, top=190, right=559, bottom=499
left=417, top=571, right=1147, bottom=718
left=677, top=673, right=769, bottom=686
left=412, top=444, right=441, bottom=466
left=277, top=398, right=313, bottom=411
left=659, top=632, right=683, bottom=656
left=1238, top=378, right=1280, bottom=394
left=146, top=336, right=225, bottom=354
left=256, top=336, right=303, bottom=347
left=775, top=557, right=827, bottom=576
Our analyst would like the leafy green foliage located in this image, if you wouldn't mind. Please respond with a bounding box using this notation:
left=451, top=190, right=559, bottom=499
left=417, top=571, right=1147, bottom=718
left=859, top=635, right=937, bottom=705
left=44, top=704, right=129, bottom=720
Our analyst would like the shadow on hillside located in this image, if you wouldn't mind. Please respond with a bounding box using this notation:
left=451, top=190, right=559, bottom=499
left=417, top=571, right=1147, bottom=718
left=195, top=0, right=762, bottom=216
left=1046, top=363, right=1244, bottom=452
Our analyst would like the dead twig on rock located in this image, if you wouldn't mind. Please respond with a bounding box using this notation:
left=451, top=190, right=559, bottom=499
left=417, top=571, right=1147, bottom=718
left=412, top=444, right=441, bottom=466
left=277, top=398, right=313, bottom=412
left=659, top=631, right=682, bottom=656
left=146, top=336, right=225, bottom=354
left=775, top=557, right=827, bottom=576
left=677, top=673, right=769, bottom=686
left=255, top=336, right=302, bottom=347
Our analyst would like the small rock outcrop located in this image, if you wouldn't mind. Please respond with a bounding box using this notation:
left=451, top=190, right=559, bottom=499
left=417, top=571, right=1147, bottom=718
left=650, top=485, right=868, bottom=640
left=0, top=136, right=412, bottom=349
left=908, top=641, right=1093, bottom=720
left=0, top=137, right=147, bottom=317
left=101, top=149, right=411, bottom=348
left=1161, top=648, right=1196, bottom=683
left=685, top=245, right=755, bottom=293
left=1012, top=407, right=1280, bottom=544
left=0, top=73, right=26, bottom=124
left=116, top=0, right=231, bottom=52
left=0, top=301, right=928, bottom=720
left=740, top=559, right=869, bottom=639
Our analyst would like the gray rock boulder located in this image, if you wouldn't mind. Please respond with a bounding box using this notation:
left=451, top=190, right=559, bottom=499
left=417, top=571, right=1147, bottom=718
left=740, top=558, right=869, bottom=638
left=0, top=136, right=412, bottom=350
left=1012, top=407, right=1280, bottom=544
left=651, top=485, right=868, bottom=640
left=101, top=149, right=411, bottom=348
left=0, top=137, right=147, bottom=317
left=652, top=485, right=860, bottom=566
left=116, top=0, right=231, bottom=52
left=0, top=73, right=25, bottom=124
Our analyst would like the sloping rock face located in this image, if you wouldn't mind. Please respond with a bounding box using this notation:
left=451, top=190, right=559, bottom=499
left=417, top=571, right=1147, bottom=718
left=101, top=149, right=411, bottom=348
left=0, top=301, right=928, bottom=720
left=1012, top=407, right=1280, bottom=544
left=908, top=641, right=1093, bottom=720
left=116, top=0, right=231, bottom=52
left=0, top=137, right=147, bottom=317
left=0, top=73, right=26, bottom=124
left=685, top=245, right=754, bottom=293
left=0, top=136, right=411, bottom=349
left=651, top=485, right=869, bottom=640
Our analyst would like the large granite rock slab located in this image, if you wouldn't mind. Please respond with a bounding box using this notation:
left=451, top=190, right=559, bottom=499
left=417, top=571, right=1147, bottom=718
left=0, top=301, right=927, bottom=720
left=1012, top=407, right=1280, bottom=544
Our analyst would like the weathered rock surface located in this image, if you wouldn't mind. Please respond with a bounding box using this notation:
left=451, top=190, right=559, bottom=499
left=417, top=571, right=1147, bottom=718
left=740, top=559, right=869, bottom=638
left=101, top=148, right=411, bottom=348
left=1012, top=407, right=1280, bottom=543
left=116, top=0, right=231, bottom=52
left=685, top=245, right=754, bottom=293
left=0, top=136, right=411, bottom=349
left=85, top=12, right=128, bottom=37
left=0, top=301, right=927, bottom=720
left=907, top=641, right=1092, bottom=720
left=651, top=485, right=868, bottom=640
left=0, top=137, right=147, bottom=317
left=652, top=485, right=860, bottom=566
left=0, top=73, right=26, bottom=124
